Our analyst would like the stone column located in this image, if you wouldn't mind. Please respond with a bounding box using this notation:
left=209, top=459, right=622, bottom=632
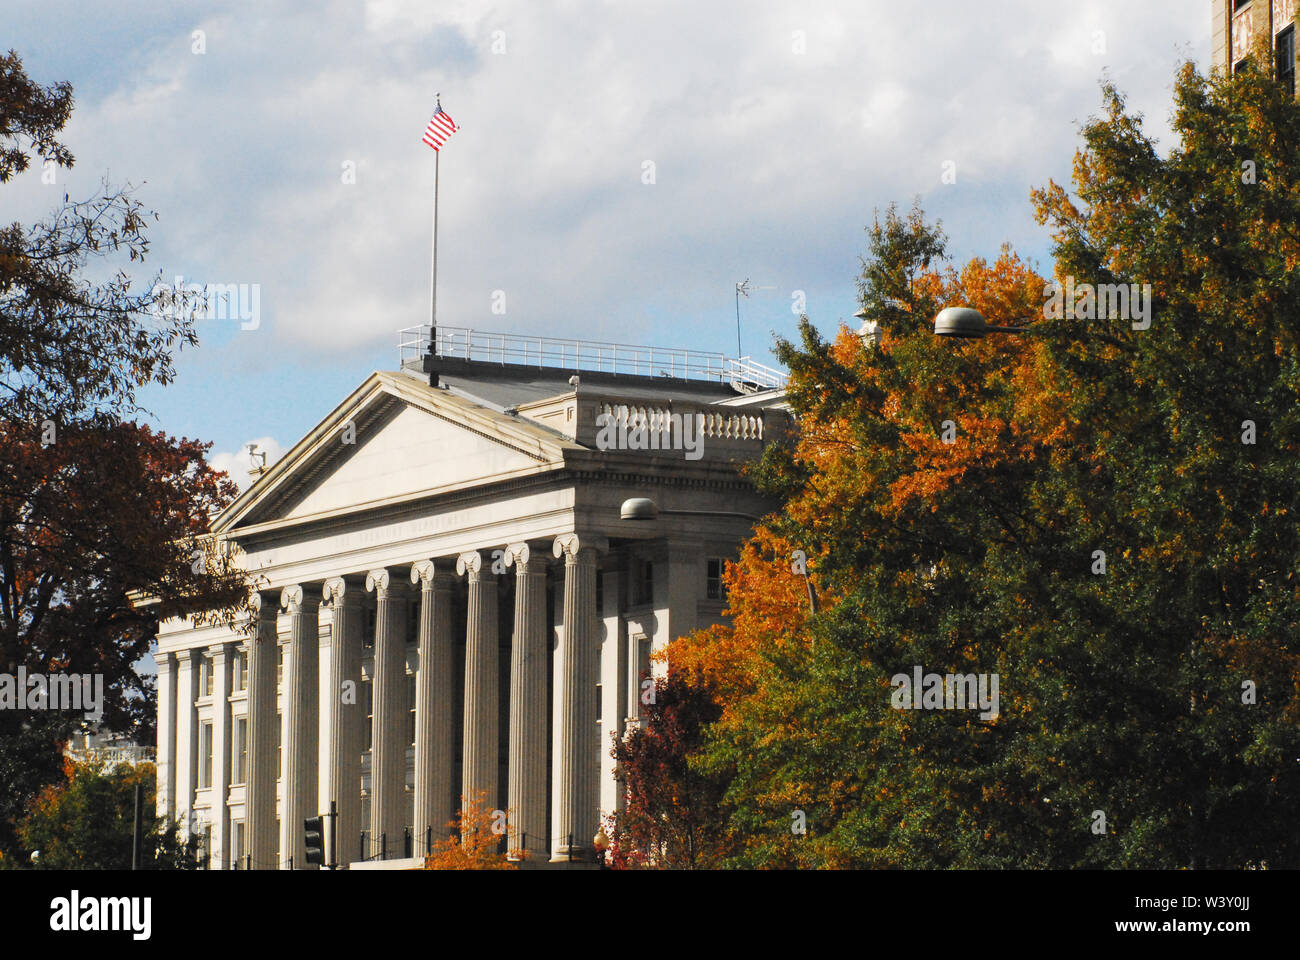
left=552, top=534, right=599, bottom=862
left=411, top=560, right=455, bottom=850
left=366, top=568, right=408, bottom=854
left=174, top=649, right=198, bottom=838
left=210, top=642, right=232, bottom=868
left=504, top=542, right=548, bottom=860
left=246, top=591, right=280, bottom=870
left=154, top=652, right=177, bottom=821
left=321, top=577, right=363, bottom=868
left=457, top=550, right=499, bottom=825
left=281, top=585, right=321, bottom=868
left=599, top=566, right=625, bottom=818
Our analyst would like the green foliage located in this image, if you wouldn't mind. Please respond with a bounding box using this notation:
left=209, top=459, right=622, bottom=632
left=674, top=62, right=1300, bottom=869
left=9, top=760, right=201, bottom=870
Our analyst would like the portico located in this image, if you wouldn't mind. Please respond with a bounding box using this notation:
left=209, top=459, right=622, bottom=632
left=152, top=327, right=788, bottom=869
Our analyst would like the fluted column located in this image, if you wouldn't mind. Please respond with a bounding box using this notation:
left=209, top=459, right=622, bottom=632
left=552, top=534, right=599, bottom=862
left=366, top=568, right=408, bottom=854
left=246, top=591, right=280, bottom=870
left=281, top=585, right=321, bottom=868
left=210, top=642, right=232, bottom=869
left=321, top=577, right=363, bottom=868
left=174, top=649, right=197, bottom=837
left=411, top=560, right=456, bottom=848
left=154, top=652, right=176, bottom=820
left=505, top=542, right=548, bottom=860
left=457, top=550, right=499, bottom=824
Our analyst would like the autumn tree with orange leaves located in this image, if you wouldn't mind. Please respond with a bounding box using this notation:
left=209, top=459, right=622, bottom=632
left=666, top=60, right=1300, bottom=869
left=424, top=793, right=517, bottom=870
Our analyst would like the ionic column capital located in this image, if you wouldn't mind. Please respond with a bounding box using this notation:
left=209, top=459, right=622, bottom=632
left=411, top=559, right=455, bottom=591
left=249, top=589, right=279, bottom=622
left=366, top=568, right=408, bottom=598
left=280, top=584, right=322, bottom=614
left=553, top=534, right=603, bottom=564
left=322, top=576, right=361, bottom=608
left=505, top=542, right=550, bottom=572
left=456, top=550, right=494, bottom=579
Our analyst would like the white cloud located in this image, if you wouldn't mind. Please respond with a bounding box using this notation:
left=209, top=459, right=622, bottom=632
left=25, top=0, right=1211, bottom=369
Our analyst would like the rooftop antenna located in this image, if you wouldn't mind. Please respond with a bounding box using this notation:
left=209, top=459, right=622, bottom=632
left=735, top=279, right=750, bottom=356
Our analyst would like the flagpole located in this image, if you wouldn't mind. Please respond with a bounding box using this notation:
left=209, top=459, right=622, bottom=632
left=429, top=94, right=441, bottom=353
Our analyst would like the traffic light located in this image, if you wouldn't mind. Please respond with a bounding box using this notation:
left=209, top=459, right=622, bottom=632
left=304, top=815, right=326, bottom=867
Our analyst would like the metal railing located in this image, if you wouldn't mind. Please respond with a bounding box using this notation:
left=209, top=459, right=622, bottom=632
left=398, top=325, right=786, bottom=393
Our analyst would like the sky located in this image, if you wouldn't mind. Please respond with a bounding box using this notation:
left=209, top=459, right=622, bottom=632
left=4, top=0, right=1210, bottom=487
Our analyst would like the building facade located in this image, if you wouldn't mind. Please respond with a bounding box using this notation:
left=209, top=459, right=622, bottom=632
left=152, top=326, right=789, bottom=869
left=1212, top=0, right=1299, bottom=95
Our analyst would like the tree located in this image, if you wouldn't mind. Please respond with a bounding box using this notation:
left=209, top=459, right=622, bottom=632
left=6, top=759, right=200, bottom=870
left=607, top=672, right=731, bottom=869
left=667, top=58, right=1300, bottom=869
left=0, top=51, right=246, bottom=862
left=423, top=792, right=517, bottom=870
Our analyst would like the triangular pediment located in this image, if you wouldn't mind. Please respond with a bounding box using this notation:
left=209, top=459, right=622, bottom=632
left=213, top=371, right=572, bottom=534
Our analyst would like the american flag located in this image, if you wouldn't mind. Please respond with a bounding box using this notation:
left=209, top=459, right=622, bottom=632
left=422, top=108, right=458, bottom=152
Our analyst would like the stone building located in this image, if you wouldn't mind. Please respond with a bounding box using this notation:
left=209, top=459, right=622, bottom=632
left=150, top=325, right=789, bottom=869
left=1212, top=0, right=1298, bottom=95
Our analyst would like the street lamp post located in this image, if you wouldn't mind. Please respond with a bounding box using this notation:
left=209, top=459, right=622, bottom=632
left=933, top=305, right=1127, bottom=347
left=933, top=306, right=1027, bottom=338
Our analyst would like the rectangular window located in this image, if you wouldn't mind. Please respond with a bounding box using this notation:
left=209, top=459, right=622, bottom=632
left=407, top=673, right=416, bottom=747
left=1279, top=26, right=1295, bottom=98
left=199, top=652, right=213, bottom=697
left=633, top=559, right=654, bottom=606
left=364, top=607, right=377, bottom=649
left=276, top=645, right=283, bottom=688
left=234, top=718, right=247, bottom=785
left=234, top=821, right=246, bottom=864
left=363, top=681, right=373, bottom=751
left=199, top=721, right=213, bottom=789
left=706, top=558, right=726, bottom=601
left=233, top=649, right=247, bottom=692
left=276, top=713, right=282, bottom=781
left=202, top=825, right=212, bottom=867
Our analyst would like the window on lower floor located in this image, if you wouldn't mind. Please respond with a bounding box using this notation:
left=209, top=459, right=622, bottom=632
left=199, top=721, right=213, bottom=789
left=1279, top=26, right=1296, bottom=98
left=706, top=558, right=726, bottom=601
left=233, top=718, right=247, bottom=785
left=233, top=821, right=245, bottom=865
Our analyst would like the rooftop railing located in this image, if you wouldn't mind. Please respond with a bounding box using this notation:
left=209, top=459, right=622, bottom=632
left=399, top=324, right=787, bottom=393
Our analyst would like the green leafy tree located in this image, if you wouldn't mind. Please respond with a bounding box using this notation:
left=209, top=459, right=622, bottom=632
left=9, top=760, right=200, bottom=870
left=669, top=58, right=1300, bottom=869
